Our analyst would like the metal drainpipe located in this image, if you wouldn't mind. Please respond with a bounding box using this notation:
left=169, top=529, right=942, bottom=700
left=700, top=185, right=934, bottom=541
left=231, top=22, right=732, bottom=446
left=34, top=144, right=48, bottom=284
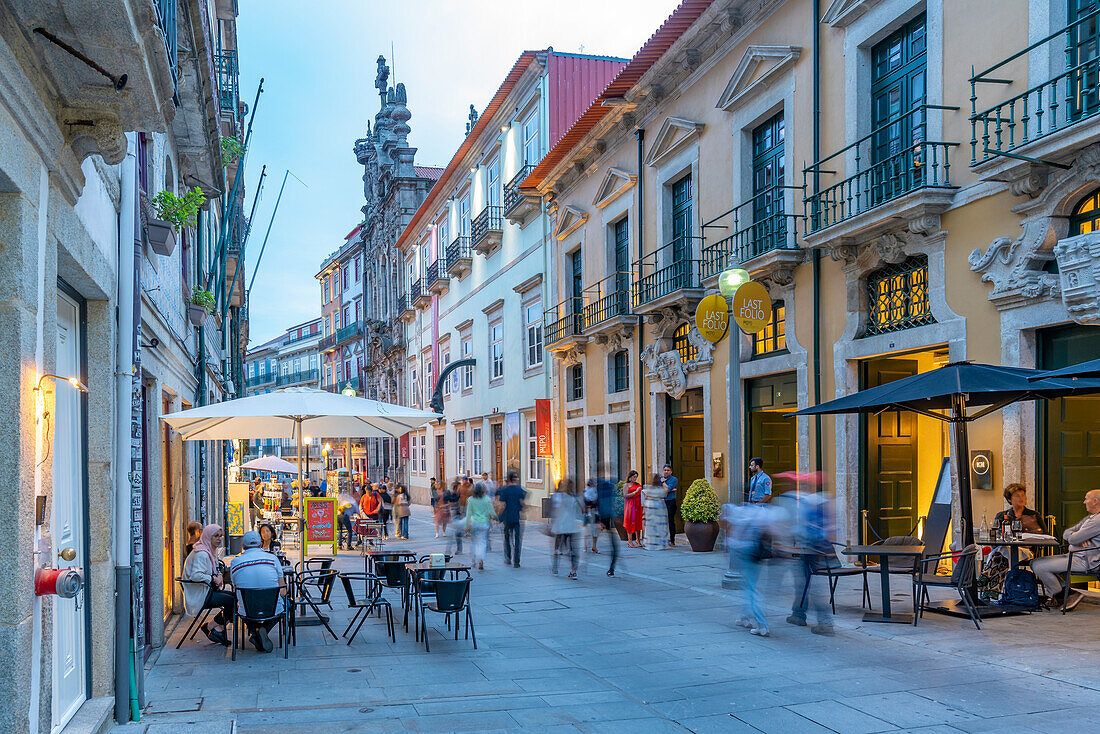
left=812, top=0, right=823, bottom=477
left=635, top=128, right=646, bottom=476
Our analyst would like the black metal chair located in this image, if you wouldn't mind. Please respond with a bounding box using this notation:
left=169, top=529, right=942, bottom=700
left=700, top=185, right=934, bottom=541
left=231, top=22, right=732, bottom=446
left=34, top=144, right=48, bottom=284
left=233, top=587, right=288, bottom=660
left=1059, top=547, right=1100, bottom=614
left=420, top=572, right=475, bottom=652
left=174, top=577, right=214, bottom=649
left=294, top=569, right=339, bottom=639
left=296, top=557, right=336, bottom=609
left=411, top=556, right=453, bottom=641
left=338, top=572, right=394, bottom=644
left=801, top=543, right=874, bottom=614
left=914, top=544, right=981, bottom=630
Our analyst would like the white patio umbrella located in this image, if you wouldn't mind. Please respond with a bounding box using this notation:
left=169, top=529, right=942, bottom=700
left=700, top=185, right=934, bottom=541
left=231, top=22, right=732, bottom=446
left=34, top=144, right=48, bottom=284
left=241, top=455, right=297, bottom=474
left=163, top=387, right=440, bottom=564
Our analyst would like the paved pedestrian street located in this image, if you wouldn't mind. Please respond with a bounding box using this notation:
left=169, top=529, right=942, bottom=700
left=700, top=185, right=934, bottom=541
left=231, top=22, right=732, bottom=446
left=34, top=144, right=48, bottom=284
left=119, top=507, right=1100, bottom=734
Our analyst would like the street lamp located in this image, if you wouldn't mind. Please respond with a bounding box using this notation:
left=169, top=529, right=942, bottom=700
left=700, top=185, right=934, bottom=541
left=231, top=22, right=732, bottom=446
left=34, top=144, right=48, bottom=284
left=720, top=266, right=750, bottom=590
left=303, top=435, right=312, bottom=491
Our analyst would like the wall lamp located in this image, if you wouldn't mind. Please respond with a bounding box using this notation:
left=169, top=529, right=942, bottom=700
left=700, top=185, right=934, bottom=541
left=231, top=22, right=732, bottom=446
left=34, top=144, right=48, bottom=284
left=34, top=374, right=89, bottom=394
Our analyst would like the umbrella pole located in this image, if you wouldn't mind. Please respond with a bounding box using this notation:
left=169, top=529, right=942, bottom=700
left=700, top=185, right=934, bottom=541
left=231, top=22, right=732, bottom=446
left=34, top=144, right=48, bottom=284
left=296, top=418, right=305, bottom=571
left=950, top=394, right=975, bottom=549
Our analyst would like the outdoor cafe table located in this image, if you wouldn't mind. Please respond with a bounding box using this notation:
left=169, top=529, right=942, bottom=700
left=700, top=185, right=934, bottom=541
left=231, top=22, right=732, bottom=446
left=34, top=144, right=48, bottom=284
left=843, top=545, right=924, bottom=624
left=404, top=561, right=471, bottom=641
left=363, top=548, right=414, bottom=576
left=984, top=536, right=1062, bottom=569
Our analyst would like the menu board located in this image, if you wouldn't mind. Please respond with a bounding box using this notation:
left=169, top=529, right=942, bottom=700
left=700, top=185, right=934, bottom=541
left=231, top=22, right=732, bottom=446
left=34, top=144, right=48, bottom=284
left=302, top=496, right=337, bottom=555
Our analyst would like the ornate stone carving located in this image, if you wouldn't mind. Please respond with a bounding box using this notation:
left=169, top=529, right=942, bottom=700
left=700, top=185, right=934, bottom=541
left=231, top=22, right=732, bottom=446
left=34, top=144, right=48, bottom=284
left=907, top=214, right=941, bottom=236
left=1009, top=171, right=1048, bottom=198
left=766, top=267, right=795, bottom=286
left=641, top=344, right=687, bottom=399
left=873, top=233, right=907, bottom=264
left=1054, top=232, right=1100, bottom=323
left=968, top=237, right=1017, bottom=272
left=559, top=346, right=584, bottom=367
left=684, top=326, right=715, bottom=369
left=827, top=243, right=858, bottom=263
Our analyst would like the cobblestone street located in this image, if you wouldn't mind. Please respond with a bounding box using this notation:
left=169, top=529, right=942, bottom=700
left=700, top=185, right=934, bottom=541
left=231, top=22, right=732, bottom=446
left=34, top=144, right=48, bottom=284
left=118, top=506, right=1100, bottom=733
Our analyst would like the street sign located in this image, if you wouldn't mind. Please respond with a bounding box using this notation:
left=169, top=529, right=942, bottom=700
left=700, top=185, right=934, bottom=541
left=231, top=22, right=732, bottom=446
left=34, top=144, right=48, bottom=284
left=730, top=280, right=773, bottom=334
left=695, top=294, right=730, bottom=343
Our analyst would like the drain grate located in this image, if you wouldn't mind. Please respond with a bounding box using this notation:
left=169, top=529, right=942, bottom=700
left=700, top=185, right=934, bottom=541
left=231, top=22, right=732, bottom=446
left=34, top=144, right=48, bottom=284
left=146, top=697, right=203, bottom=714
left=504, top=600, right=568, bottom=613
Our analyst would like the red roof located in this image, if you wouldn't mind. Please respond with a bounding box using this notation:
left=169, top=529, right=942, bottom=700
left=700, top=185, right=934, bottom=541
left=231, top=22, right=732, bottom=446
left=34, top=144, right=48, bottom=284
left=523, top=0, right=715, bottom=190
left=414, top=165, right=445, bottom=181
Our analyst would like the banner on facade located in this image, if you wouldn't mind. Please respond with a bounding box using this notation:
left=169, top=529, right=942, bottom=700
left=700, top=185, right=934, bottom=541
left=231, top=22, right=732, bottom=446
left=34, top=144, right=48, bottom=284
left=400, top=433, right=410, bottom=460
left=535, top=399, right=553, bottom=457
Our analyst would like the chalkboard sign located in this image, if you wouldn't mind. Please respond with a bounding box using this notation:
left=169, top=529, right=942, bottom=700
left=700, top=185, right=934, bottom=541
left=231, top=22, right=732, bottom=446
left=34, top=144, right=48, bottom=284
left=302, top=496, right=337, bottom=555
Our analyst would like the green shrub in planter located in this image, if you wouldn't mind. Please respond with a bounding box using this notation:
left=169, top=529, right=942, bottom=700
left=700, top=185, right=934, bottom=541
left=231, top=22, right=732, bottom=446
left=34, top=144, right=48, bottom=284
left=189, top=288, right=216, bottom=312
left=680, top=478, right=720, bottom=523
left=152, top=187, right=206, bottom=231
left=220, top=136, right=246, bottom=166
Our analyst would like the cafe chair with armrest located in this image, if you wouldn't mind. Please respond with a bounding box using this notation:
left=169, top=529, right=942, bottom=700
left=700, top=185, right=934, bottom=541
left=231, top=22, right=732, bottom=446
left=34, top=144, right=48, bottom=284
left=913, top=544, right=981, bottom=630
left=233, top=586, right=287, bottom=660
left=296, top=558, right=336, bottom=610
left=421, top=572, right=475, bottom=652
left=1059, top=547, right=1100, bottom=615
left=410, top=555, right=454, bottom=641
left=173, top=577, right=215, bottom=649
left=338, top=572, right=394, bottom=643
left=801, top=544, right=874, bottom=615
left=294, top=569, right=339, bottom=639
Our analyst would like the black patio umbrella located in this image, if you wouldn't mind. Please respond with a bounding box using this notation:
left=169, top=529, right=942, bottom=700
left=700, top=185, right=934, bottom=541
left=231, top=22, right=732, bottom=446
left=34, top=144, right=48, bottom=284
left=1026, top=357, right=1100, bottom=381
left=791, top=362, right=1100, bottom=547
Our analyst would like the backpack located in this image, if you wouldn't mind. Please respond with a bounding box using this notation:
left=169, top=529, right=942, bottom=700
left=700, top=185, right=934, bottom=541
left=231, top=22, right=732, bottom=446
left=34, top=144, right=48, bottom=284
left=999, top=568, right=1040, bottom=608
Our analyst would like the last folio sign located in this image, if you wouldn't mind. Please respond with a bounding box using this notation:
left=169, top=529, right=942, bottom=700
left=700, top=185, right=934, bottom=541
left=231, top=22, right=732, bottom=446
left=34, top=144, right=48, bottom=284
left=694, top=282, right=773, bottom=342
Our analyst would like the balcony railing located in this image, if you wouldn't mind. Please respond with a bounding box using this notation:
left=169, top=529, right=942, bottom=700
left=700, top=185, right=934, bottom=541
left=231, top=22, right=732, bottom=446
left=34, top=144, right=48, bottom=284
left=155, top=0, right=178, bottom=91
left=426, top=261, right=449, bottom=294
left=471, top=205, right=503, bottom=253
left=503, top=164, right=535, bottom=216
left=336, top=322, right=361, bottom=345
left=411, top=278, right=431, bottom=307
left=245, top=373, right=274, bottom=388
left=970, top=7, right=1100, bottom=165
left=701, top=185, right=801, bottom=278
left=319, top=333, right=336, bottom=352
left=803, top=106, right=957, bottom=234
left=446, top=236, right=472, bottom=276
left=544, top=298, right=583, bottom=346
left=277, top=369, right=319, bottom=387
left=581, top=271, right=631, bottom=330
left=214, top=51, right=239, bottom=122
left=631, top=237, right=701, bottom=309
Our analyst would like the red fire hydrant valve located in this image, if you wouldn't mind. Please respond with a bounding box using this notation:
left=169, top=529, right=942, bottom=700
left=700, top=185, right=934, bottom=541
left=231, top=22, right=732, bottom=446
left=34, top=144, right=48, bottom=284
left=35, top=567, right=84, bottom=597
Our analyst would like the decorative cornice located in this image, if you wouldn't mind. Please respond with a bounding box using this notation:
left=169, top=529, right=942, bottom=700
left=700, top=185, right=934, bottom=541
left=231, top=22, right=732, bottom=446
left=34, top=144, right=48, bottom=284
left=716, top=45, right=801, bottom=111
left=553, top=205, right=588, bottom=240
left=591, top=167, right=637, bottom=209
left=512, top=273, right=543, bottom=295
left=821, top=0, right=883, bottom=27
left=644, top=116, right=704, bottom=167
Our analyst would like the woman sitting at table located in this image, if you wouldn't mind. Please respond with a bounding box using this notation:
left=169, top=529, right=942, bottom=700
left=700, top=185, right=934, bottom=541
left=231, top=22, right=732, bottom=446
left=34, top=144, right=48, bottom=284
left=181, top=524, right=232, bottom=646
left=258, top=522, right=281, bottom=554
left=994, top=483, right=1045, bottom=535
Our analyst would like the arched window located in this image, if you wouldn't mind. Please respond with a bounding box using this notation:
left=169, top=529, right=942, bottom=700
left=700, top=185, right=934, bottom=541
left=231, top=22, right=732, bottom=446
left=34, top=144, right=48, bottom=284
left=1070, top=187, right=1100, bottom=236
left=865, top=255, right=935, bottom=336
left=673, top=323, right=697, bottom=363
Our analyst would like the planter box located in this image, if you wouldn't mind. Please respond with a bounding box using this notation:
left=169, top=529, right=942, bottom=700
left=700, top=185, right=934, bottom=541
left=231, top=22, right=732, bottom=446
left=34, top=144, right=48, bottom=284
left=147, top=218, right=176, bottom=256
left=187, top=304, right=208, bottom=327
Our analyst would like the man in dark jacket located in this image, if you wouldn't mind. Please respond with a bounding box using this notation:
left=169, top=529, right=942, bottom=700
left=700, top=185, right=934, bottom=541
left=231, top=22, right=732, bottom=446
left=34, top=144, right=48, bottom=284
left=499, top=470, right=527, bottom=568
left=595, top=465, right=620, bottom=577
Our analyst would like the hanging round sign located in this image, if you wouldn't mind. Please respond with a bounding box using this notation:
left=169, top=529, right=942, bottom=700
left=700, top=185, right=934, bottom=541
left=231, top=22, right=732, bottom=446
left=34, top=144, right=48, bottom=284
left=730, top=280, right=773, bottom=334
left=694, top=294, right=730, bottom=343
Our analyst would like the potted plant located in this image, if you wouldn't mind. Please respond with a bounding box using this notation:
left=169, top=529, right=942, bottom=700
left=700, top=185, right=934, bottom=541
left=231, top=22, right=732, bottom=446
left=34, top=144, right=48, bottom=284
left=148, top=187, right=205, bottom=257
left=187, top=288, right=216, bottom=326
left=220, top=135, right=246, bottom=166
left=681, top=478, right=721, bottom=552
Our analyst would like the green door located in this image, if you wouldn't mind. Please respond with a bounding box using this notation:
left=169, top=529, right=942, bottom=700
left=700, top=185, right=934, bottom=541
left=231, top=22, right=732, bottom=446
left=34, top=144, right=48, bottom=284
left=870, top=14, right=926, bottom=203
left=1041, top=324, right=1100, bottom=533
left=863, top=358, right=919, bottom=540
left=751, top=112, right=785, bottom=257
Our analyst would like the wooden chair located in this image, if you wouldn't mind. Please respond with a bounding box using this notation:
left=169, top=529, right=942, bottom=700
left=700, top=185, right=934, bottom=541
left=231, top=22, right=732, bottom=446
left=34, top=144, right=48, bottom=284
left=914, top=545, right=981, bottom=630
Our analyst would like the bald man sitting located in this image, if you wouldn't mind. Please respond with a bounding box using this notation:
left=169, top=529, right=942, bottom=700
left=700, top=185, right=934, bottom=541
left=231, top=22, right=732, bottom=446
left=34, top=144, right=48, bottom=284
left=1032, top=490, right=1100, bottom=611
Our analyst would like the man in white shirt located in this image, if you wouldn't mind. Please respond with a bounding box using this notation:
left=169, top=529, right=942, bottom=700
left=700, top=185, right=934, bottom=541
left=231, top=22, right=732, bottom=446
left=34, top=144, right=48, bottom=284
left=229, top=531, right=286, bottom=652
left=1032, top=489, right=1100, bottom=611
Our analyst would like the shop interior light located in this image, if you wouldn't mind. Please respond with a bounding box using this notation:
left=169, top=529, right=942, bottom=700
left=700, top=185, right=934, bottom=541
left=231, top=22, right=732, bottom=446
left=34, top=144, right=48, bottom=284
left=718, top=267, right=750, bottom=298
left=34, top=373, right=89, bottom=393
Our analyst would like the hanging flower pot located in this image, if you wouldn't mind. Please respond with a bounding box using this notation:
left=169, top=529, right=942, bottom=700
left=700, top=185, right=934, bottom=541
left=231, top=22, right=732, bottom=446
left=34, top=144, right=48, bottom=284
left=146, top=217, right=176, bottom=256
left=187, top=288, right=216, bottom=327
left=187, top=303, right=207, bottom=326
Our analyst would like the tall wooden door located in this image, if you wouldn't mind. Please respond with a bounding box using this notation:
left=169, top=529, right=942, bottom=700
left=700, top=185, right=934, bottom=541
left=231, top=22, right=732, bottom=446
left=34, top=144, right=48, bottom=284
left=1042, top=325, right=1100, bottom=533
left=863, top=359, right=919, bottom=540
left=670, top=416, right=705, bottom=533
left=53, top=291, right=87, bottom=731
left=492, top=424, right=503, bottom=482
left=436, top=436, right=446, bottom=481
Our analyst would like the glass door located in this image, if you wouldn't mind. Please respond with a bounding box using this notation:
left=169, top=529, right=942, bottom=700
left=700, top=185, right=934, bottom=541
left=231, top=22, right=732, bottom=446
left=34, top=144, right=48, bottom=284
left=870, top=15, right=926, bottom=204
left=1069, top=0, right=1100, bottom=119
left=751, top=112, right=785, bottom=258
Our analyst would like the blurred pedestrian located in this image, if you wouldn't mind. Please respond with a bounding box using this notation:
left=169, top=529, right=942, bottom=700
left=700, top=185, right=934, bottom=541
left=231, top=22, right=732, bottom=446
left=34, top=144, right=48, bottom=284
left=499, top=469, right=526, bottom=568
left=337, top=491, right=357, bottom=550
left=583, top=479, right=599, bottom=552
left=661, top=464, right=679, bottom=546
left=434, top=479, right=452, bottom=539
left=378, top=484, right=393, bottom=538
left=465, top=482, right=497, bottom=571
left=722, top=502, right=779, bottom=637
left=596, top=465, right=620, bottom=577
left=393, top=484, right=411, bottom=540
left=785, top=482, right=835, bottom=635
left=642, top=474, right=670, bottom=550
left=445, top=479, right=464, bottom=555
left=551, top=478, right=583, bottom=579
left=623, top=471, right=644, bottom=548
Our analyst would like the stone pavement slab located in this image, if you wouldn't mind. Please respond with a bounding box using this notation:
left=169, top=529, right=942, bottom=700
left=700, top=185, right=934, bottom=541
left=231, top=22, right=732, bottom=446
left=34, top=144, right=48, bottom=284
left=114, top=505, right=1100, bottom=733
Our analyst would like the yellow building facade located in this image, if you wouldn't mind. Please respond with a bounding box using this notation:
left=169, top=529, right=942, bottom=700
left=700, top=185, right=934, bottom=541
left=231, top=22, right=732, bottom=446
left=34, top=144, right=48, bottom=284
left=527, top=0, right=1100, bottom=545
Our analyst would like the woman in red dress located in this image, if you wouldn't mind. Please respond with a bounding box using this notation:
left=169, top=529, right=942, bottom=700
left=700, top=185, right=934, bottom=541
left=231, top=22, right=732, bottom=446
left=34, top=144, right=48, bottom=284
left=623, top=470, right=644, bottom=547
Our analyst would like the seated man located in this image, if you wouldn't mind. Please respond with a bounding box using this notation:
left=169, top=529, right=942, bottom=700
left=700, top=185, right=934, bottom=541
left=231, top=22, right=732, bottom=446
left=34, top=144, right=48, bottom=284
left=229, top=530, right=286, bottom=652
left=1031, top=489, right=1100, bottom=611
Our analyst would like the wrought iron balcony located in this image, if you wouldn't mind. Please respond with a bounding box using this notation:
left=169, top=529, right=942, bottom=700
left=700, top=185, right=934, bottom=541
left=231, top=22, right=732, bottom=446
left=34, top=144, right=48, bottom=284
left=803, top=107, right=958, bottom=236
left=214, top=51, right=239, bottom=124
left=471, top=205, right=503, bottom=255
left=245, top=373, right=274, bottom=389
left=411, top=278, right=431, bottom=308
left=970, top=7, right=1100, bottom=167
left=426, top=261, right=450, bottom=295
left=446, top=236, right=473, bottom=278
left=544, top=298, right=585, bottom=350
left=701, top=186, right=802, bottom=279
left=631, top=237, right=704, bottom=312
left=276, top=368, right=319, bottom=387
left=581, top=271, right=634, bottom=332
left=504, top=165, right=539, bottom=225
left=336, top=322, right=361, bottom=346
left=155, top=0, right=178, bottom=93
left=397, top=294, right=414, bottom=320
left=319, top=333, right=336, bottom=352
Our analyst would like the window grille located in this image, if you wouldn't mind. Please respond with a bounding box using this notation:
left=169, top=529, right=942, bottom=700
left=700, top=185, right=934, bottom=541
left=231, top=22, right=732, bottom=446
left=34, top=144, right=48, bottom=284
left=1071, top=187, right=1100, bottom=235
left=674, top=323, right=697, bottom=363
left=865, top=255, right=935, bottom=336
left=753, top=302, right=787, bottom=356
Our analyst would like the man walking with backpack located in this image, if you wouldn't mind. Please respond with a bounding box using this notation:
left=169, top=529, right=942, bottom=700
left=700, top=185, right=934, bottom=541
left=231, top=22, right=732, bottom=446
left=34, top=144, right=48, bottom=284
left=499, top=470, right=526, bottom=568
left=595, top=465, right=620, bottom=577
